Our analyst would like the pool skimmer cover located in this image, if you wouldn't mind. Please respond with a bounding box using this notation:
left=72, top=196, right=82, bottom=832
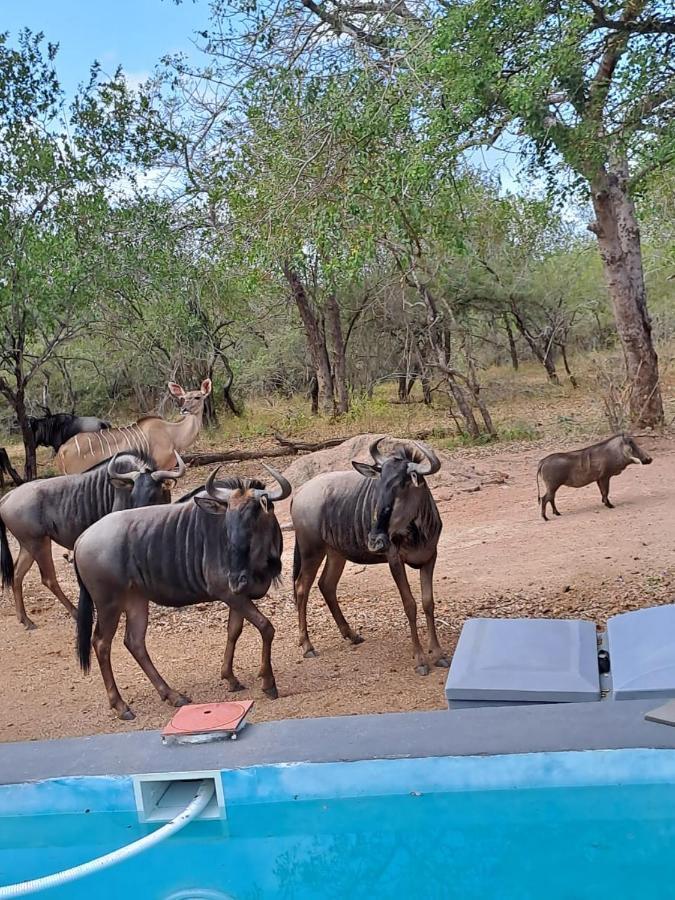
left=162, top=700, right=254, bottom=745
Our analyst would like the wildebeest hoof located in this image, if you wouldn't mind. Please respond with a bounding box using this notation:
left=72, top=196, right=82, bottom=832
left=303, top=648, right=319, bottom=658
left=226, top=679, right=245, bottom=692
left=349, top=633, right=365, bottom=645
left=434, top=656, right=451, bottom=668
left=171, top=693, right=192, bottom=707
left=415, top=664, right=430, bottom=676
left=118, top=708, right=135, bottom=721
left=263, top=684, right=279, bottom=700
left=553, top=510, right=561, bottom=516
left=22, top=619, right=37, bottom=631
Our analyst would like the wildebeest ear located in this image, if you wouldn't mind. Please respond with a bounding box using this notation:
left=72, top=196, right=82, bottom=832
left=194, top=495, right=227, bottom=516
left=109, top=477, right=134, bottom=492
left=410, top=470, right=422, bottom=487
left=168, top=382, right=185, bottom=398
left=352, top=461, right=380, bottom=478
left=259, top=494, right=270, bottom=512
left=201, top=378, right=213, bottom=396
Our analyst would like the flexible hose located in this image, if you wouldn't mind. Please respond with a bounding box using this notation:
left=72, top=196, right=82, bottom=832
left=0, top=779, right=215, bottom=898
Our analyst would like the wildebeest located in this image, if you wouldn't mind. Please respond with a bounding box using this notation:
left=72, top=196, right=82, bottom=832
left=74, top=464, right=291, bottom=720
left=56, top=380, right=211, bottom=475
left=291, top=438, right=447, bottom=675
left=27, top=412, right=111, bottom=454
left=537, top=433, right=653, bottom=521
left=0, top=449, right=185, bottom=629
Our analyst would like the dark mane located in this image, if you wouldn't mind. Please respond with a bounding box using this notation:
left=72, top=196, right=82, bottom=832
left=177, top=476, right=266, bottom=504
left=83, top=447, right=158, bottom=474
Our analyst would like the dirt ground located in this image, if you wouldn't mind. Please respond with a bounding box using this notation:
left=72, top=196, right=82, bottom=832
left=0, top=433, right=673, bottom=743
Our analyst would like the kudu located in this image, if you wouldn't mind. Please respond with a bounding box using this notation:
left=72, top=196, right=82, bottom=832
left=291, top=438, right=447, bottom=674
left=537, top=434, right=653, bottom=520
left=56, top=380, right=211, bottom=475
left=0, top=450, right=185, bottom=629
left=75, top=464, right=291, bottom=720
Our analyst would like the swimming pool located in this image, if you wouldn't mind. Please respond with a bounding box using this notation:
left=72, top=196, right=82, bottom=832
left=2, top=747, right=675, bottom=899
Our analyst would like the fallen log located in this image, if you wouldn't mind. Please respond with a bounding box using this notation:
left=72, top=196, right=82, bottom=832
left=184, top=434, right=348, bottom=466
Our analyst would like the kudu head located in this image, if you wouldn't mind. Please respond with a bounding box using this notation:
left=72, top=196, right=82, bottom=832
left=352, top=438, right=441, bottom=554
left=194, top=464, right=292, bottom=594
left=107, top=451, right=187, bottom=507
left=620, top=434, right=652, bottom=466
left=168, top=380, right=212, bottom=417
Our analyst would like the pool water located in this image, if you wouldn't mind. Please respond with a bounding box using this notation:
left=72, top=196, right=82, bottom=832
left=2, top=751, right=675, bottom=899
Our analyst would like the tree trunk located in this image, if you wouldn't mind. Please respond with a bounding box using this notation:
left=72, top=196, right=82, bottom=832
left=284, top=264, right=334, bottom=415
left=325, top=293, right=349, bottom=415
left=503, top=313, right=519, bottom=371
left=590, top=164, right=663, bottom=427
left=16, top=392, right=37, bottom=481
left=509, top=302, right=560, bottom=384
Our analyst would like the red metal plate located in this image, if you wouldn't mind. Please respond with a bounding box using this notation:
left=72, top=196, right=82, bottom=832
left=162, top=700, right=254, bottom=736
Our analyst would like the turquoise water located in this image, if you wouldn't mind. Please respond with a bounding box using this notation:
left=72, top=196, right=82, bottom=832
left=3, top=779, right=675, bottom=899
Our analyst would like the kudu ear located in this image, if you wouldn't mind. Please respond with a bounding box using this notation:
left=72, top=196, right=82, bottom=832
left=194, top=495, right=227, bottom=516
left=352, top=460, right=380, bottom=479
left=201, top=378, right=212, bottom=396
left=168, top=382, right=186, bottom=398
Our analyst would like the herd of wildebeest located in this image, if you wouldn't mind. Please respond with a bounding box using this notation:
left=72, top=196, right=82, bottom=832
left=0, top=380, right=653, bottom=720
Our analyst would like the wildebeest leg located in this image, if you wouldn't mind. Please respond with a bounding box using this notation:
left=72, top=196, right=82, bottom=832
left=123, top=599, right=191, bottom=708
left=31, top=538, right=77, bottom=619
left=12, top=546, right=36, bottom=630
left=295, top=549, right=325, bottom=658
left=597, top=476, right=614, bottom=508
left=318, top=551, right=363, bottom=646
left=388, top=555, right=428, bottom=676
left=420, top=554, right=449, bottom=668
left=91, top=602, right=132, bottom=720
left=234, top=598, right=278, bottom=699
left=221, top=608, right=245, bottom=691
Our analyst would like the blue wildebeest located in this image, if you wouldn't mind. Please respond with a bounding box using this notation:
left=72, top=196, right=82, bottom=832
left=291, top=438, right=448, bottom=675
left=537, top=433, right=653, bottom=521
left=74, top=464, right=291, bottom=720
left=0, top=450, right=185, bottom=629
left=27, top=412, right=111, bottom=454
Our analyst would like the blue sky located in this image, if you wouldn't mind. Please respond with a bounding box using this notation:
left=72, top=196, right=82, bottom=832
left=4, top=0, right=206, bottom=97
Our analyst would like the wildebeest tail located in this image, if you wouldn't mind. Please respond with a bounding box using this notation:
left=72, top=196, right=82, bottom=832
left=0, top=515, right=14, bottom=590
left=292, top=541, right=301, bottom=605
left=75, top=560, right=94, bottom=673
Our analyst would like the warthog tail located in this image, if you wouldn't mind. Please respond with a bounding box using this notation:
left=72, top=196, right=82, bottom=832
left=75, top=560, right=95, bottom=673
left=536, top=464, right=542, bottom=504
left=0, top=515, right=14, bottom=590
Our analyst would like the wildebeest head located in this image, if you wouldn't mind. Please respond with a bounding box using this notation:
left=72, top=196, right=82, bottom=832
left=168, top=379, right=212, bottom=416
left=107, top=450, right=187, bottom=507
left=352, top=438, right=441, bottom=553
left=619, top=434, right=652, bottom=466
left=193, top=464, right=291, bottom=594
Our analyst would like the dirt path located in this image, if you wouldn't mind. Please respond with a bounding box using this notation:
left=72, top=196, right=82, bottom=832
left=1, top=435, right=673, bottom=742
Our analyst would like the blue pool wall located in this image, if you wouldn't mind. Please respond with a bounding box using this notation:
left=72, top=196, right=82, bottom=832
left=3, top=748, right=675, bottom=820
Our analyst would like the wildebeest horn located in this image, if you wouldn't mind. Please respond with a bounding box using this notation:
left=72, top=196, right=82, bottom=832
left=369, top=437, right=387, bottom=468
left=205, top=466, right=235, bottom=503
left=107, top=452, right=139, bottom=483
left=151, top=452, right=186, bottom=482
left=407, top=441, right=441, bottom=477
left=258, top=464, right=292, bottom=502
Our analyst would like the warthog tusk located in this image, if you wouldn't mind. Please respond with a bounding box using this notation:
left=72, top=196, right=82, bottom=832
left=630, top=456, right=643, bottom=465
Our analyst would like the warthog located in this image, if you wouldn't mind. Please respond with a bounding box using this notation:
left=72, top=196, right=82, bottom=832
left=291, top=438, right=447, bottom=675
left=74, top=464, right=291, bottom=720
left=537, top=433, right=653, bottom=521
left=0, top=449, right=185, bottom=628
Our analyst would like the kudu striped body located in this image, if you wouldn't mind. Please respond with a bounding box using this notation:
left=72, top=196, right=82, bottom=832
left=56, top=380, right=211, bottom=475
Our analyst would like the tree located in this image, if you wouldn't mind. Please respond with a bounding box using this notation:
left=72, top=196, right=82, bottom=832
left=206, top=0, right=673, bottom=427
left=0, top=31, right=156, bottom=477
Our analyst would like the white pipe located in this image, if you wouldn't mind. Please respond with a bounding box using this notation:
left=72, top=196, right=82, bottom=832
left=0, top=780, right=215, bottom=898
